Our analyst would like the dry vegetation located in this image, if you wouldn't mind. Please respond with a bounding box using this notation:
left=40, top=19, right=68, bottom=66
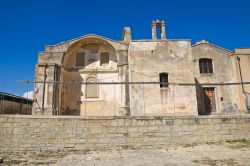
left=1, top=140, right=250, bottom=166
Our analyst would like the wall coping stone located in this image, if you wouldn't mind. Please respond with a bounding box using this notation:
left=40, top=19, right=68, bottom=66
left=1, top=114, right=250, bottom=120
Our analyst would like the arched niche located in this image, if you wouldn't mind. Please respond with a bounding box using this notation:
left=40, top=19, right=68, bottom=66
left=62, top=37, right=118, bottom=71
left=85, top=77, right=99, bottom=98
left=60, top=37, right=119, bottom=115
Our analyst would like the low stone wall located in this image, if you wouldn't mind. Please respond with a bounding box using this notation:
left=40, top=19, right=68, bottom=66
left=0, top=115, right=250, bottom=151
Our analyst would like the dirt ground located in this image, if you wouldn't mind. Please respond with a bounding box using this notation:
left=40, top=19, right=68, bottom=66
left=1, top=141, right=250, bottom=166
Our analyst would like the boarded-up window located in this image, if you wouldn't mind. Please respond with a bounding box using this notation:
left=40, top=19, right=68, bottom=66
left=87, top=54, right=97, bottom=65
left=75, top=52, right=85, bottom=66
left=159, top=73, right=168, bottom=88
left=100, top=52, right=109, bottom=66
left=199, top=58, right=213, bottom=74
left=86, top=77, right=98, bottom=98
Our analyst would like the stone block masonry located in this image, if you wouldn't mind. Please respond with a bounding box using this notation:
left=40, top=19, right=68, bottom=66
left=0, top=115, right=250, bottom=151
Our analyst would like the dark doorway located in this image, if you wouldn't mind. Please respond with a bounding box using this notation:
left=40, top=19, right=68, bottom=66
left=195, top=78, right=205, bottom=115
left=203, top=87, right=216, bottom=115
left=195, top=78, right=217, bottom=115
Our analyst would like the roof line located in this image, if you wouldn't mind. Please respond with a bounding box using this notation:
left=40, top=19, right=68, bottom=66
left=132, top=39, right=191, bottom=42
left=192, top=42, right=233, bottom=53
left=46, top=34, right=124, bottom=47
left=0, top=91, right=33, bottom=101
left=235, top=47, right=250, bottom=49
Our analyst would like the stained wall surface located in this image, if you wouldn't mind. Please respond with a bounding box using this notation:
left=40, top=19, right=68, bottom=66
left=234, top=49, right=250, bottom=111
left=32, top=35, right=129, bottom=116
left=32, top=21, right=250, bottom=116
left=1, top=115, right=250, bottom=151
left=129, top=40, right=197, bottom=116
left=192, top=43, right=241, bottom=114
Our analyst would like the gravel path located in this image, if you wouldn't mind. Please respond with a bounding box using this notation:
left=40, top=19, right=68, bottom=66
left=1, top=141, right=250, bottom=166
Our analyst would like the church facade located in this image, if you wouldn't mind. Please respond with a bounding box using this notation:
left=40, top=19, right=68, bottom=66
left=32, top=20, right=250, bottom=116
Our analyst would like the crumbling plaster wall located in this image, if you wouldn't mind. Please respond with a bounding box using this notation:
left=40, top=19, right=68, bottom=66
left=61, top=72, right=122, bottom=116
left=234, top=49, right=250, bottom=112
left=192, top=43, right=241, bottom=113
left=32, top=35, right=129, bottom=116
left=61, top=44, right=122, bottom=116
left=129, top=40, right=197, bottom=116
left=33, top=63, right=59, bottom=115
left=32, top=32, right=250, bottom=116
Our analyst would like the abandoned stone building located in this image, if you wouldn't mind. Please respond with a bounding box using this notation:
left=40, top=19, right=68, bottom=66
left=32, top=19, right=250, bottom=116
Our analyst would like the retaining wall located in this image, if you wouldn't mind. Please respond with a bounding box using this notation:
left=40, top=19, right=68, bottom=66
left=0, top=115, right=250, bottom=151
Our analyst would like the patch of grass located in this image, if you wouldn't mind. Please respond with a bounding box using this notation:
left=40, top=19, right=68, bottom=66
left=121, top=144, right=137, bottom=150
left=182, top=143, right=198, bottom=148
left=226, top=139, right=250, bottom=149
left=193, top=157, right=238, bottom=166
left=206, top=139, right=250, bottom=148
left=4, top=159, right=29, bottom=165
left=225, top=139, right=250, bottom=144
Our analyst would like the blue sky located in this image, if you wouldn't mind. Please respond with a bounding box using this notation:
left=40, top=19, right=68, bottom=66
left=0, top=0, right=250, bottom=96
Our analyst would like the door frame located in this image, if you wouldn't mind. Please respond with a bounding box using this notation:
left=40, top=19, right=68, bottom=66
left=202, top=86, right=218, bottom=114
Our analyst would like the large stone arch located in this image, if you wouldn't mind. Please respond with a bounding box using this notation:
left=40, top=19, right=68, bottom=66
left=59, top=36, right=122, bottom=115
left=62, top=36, right=119, bottom=67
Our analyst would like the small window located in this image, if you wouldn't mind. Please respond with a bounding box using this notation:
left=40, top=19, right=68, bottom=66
left=159, top=73, right=168, bottom=88
left=86, top=77, right=98, bottom=98
left=75, top=52, right=85, bottom=66
left=100, top=52, right=109, bottom=66
left=199, top=58, right=213, bottom=74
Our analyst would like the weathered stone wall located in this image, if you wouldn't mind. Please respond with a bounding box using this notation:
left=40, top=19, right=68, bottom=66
left=1, top=115, right=250, bottom=151
left=60, top=43, right=124, bottom=116
left=234, top=49, right=250, bottom=112
left=33, top=24, right=250, bottom=117
left=32, top=64, right=58, bottom=115
left=192, top=42, right=241, bottom=114
left=129, top=40, right=197, bottom=116
left=33, top=35, right=129, bottom=116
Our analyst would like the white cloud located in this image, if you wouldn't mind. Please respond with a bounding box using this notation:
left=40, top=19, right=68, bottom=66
left=22, top=91, right=33, bottom=100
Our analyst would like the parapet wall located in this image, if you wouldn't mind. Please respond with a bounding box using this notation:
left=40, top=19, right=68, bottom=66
left=0, top=115, right=250, bottom=151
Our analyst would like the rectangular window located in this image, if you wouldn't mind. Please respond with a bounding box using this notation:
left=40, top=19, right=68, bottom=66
left=86, top=77, right=98, bottom=98
left=100, top=52, right=109, bottom=66
left=199, top=58, right=213, bottom=74
left=75, top=52, right=85, bottom=66
left=159, top=73, right=168, bottom=88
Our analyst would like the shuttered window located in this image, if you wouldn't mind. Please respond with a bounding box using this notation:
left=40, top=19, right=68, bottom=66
left=199, top=58, right=213, bottom=74
left=100, top=52, right=109, bottom=66
left=75, top=52, right=85, bottom=66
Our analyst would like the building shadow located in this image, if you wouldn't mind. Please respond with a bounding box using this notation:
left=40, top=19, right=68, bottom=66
left=195, top=78, right=212, bottom=115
